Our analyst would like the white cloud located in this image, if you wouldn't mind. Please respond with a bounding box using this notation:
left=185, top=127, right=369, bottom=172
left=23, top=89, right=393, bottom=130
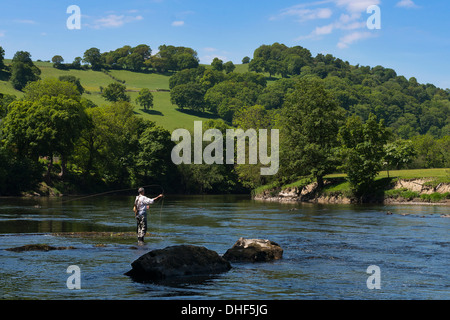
left=90, top=14, right=143, bottom=29
left=337, top=31, right=373, bottom=48
left=276, top=0, right=380, bottom=47
left=201, top=55, right=228, bottom=65
left=335, top=0, right=380, bottom=13
left=171, top=20, right=185, bottom=27
left=14, top=19, right=37, bottom=24
left=271, top=6, right=333, bottom=22
left=396, top=0, right=419, bottom=8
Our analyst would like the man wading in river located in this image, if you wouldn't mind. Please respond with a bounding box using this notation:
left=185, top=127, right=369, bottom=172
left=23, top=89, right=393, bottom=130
left=134, top=187, right=163, bottom=244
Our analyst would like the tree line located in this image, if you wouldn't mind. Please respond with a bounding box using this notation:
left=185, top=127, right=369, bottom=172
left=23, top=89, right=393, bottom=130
left=0, top=42, right=449, bottom=198
left=51, top=44, right=199, bottom=73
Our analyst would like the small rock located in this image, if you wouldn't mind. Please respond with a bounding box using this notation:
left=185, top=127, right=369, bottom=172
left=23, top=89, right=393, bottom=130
left=223, top=237, right=283, bottom=262
left=5, top=244, right=76, bottom=252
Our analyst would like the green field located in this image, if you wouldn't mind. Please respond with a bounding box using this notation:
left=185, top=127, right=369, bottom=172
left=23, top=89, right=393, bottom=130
left=1, top=61, right=252, bottom=131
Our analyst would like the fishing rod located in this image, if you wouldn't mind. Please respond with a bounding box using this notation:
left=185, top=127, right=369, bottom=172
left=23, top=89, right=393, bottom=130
left=60, top=184, right=165, bottom=203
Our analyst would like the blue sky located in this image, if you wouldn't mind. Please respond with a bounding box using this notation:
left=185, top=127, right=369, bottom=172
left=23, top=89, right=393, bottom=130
left=0, top=0, right=449, bottom=88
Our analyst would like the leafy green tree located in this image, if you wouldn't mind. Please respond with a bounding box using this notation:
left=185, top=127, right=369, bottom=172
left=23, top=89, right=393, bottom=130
left=24, top=78, right=81, bottom=101
left=101, top=82, right=130, bottom=102
left=0, top=46, right=5, bottom=71
left=279, top=78, right=344, bottom=187
left=248, top=57, right=265, bottom=73
left=118, top=52, right=144, bottom=71
left=409, top=134, right=444, bottom=168
left=135, top=88, right=154, bottom=110
left=211, top=57, right=223, bottom=71
left=59, top=75, right=85, bottom=94
left=10, top=51, right=41, bottom=90
left=383, top=139, right=416, bottom=175
left=135, top=124, right=177, bottom=186
left=83, top=47, right=103, bottom=70
left=242, top=56, right=250, bottom=64
left=52, top=55, right=64, bottom=68
left=199, top=69, right=225, bottom=90
left=170, top=83, right=205, bottom=111
left=338, top=113, right=390, bottom=197
left=223, top=61, right=236, bottom=74
left=157, top=45, right=199, bottom=71
left=232, top=105, right=273, bottom=189
left=71, top=57, right=82, bottom=69
left=2, top=95, right=88, bottom=178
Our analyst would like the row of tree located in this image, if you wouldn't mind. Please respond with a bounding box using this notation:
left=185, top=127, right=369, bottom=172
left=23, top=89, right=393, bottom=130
left=51, top=44, right=200, bottom=73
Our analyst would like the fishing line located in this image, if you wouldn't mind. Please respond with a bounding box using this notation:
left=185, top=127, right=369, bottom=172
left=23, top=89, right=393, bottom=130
left=60, top=184, right=164, bottom=203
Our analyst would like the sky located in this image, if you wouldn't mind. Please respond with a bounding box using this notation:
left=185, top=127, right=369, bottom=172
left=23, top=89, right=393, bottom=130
left=0, top=0, right=449, bottom=89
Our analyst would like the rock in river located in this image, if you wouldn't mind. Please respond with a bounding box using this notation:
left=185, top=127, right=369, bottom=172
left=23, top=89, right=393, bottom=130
left=223, top=237, right=283, bottom=262
left=125, top=245, right=231, bottom=282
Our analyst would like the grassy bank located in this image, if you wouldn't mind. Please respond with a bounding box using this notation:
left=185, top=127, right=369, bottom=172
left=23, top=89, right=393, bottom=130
left=253, top=168, right=450, bottom=203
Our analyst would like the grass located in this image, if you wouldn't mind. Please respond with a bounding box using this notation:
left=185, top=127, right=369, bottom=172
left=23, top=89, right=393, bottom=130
left=0, top=60, right=228, bottom=131
left=254, top=168, right=450, bottom=201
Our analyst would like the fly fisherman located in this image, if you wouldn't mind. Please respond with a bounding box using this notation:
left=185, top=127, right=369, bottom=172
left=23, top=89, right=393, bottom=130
left=135, top=187, right=163, bottom=244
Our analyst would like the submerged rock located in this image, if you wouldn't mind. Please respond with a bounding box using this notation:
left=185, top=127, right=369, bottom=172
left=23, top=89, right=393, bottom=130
left=125, top=245, right=231, bottom=282
left=5, top=244, right=76, bottom=252
left=223, top=237, right=283, bottom=262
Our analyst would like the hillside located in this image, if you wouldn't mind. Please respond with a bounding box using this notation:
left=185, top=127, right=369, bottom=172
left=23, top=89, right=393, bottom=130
left=1, top=60, right=236, bottom=131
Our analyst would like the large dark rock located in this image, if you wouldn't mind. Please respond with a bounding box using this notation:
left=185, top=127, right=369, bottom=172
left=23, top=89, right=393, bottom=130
left=125, top=245, right=231, bottom=282
left=223, top=237, right=283, bottom=262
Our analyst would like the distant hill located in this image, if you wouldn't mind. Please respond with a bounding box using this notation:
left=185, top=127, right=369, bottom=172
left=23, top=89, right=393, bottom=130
left=0, top=60, right=236, bottom=131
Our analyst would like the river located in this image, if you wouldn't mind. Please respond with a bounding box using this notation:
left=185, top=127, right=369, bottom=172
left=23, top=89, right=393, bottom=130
left=0, top=195, right=448, bottom=300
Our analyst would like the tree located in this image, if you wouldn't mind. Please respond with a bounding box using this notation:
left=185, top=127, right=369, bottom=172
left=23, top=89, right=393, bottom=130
left=232, top=105, right=273, bottom=189
left=223, top=61, right=236, bottom=74
left=279, top=78, right=344, bottom=187
left=170, top=83, right=205, bottom=111
left=83, top=47, right=103, bottom=70
left=52, top=55, right=64, bottom=69
left=73, top=101, right=150, bottom=186
left=9, top=51, right=41, bottom=90
left=2, top=95, right=88, bottom=178
left=101, top=82, right=130, bottom=102
left=59, top=75, right=85, bottom=94
left=338, top=113, right=390, bottom=197
left=0, top=46, right=5, bottom=71
left=211, top=57, right=223, bottom=71
left=135, top=88, right=154, bottom=110
left=71, top=57, right=82, bottom=69
left=135, top=124, right=177, bottom=186
left=23, top=78, right=81, bottom=101
left=248, top=57, right=265, bottom=73
left=242, top=56, right=250, bottom=64
left=383, top=139, right=416, bottom=176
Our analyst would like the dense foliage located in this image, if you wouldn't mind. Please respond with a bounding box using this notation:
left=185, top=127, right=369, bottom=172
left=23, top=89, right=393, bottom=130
left=0, top=42, right=449, bottom=197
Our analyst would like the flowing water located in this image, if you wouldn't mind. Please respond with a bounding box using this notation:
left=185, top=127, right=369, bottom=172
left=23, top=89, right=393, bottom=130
left=0, top=195, right=449, bottom=300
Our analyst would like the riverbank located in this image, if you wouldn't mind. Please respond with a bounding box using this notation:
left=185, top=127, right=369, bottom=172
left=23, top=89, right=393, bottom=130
left=253, top=176, right=450, bottom=205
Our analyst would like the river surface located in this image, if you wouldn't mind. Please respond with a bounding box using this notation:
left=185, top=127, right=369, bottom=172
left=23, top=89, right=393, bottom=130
left=0, top=195, right=448, bottom=300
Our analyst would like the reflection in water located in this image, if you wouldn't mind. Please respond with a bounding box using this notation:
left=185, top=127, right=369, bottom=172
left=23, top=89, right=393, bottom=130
left=0, top=195, right=449, bottom=299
